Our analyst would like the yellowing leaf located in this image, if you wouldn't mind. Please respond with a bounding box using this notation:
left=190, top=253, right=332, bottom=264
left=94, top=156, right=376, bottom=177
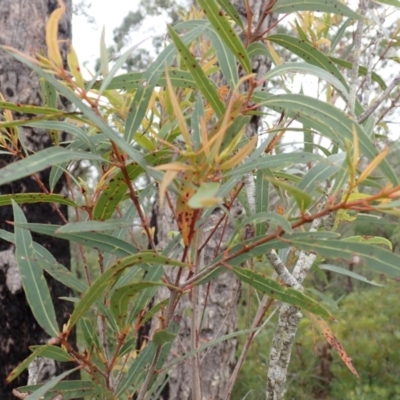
left=309, top=313, right=360, bottom=379
left=165, top=71, right=192, bottom=149
left=266, top=40, right=282, bottom=65
left=46, top=0, right=65, bottom=68
left=67, top=44, right=84, bottom=89
left=220, top=136, right=257, bottom=170
left=159, top=169, right=178, bottom=206
left=357, top=146, right=389, bottom=185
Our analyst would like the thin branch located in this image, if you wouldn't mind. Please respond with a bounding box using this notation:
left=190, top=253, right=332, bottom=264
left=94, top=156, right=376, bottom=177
left=348, top=0, right=367, bottom=115
left=357, top=71, right=400, bottom=123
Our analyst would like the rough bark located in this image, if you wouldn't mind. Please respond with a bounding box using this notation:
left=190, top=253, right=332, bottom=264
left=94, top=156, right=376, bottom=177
left=151, top=2, right=275, bottom=399
left=0, top=1, right=78, bottom=398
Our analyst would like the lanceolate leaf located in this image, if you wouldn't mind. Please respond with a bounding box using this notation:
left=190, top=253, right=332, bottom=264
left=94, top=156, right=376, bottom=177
left=0, top=147, right=104, bottom=186
left=24, top=368, right=80, bottom=400
left=167, top=25, right=225, bottom=117
left=266, top=35, right=347, bottom=86
left=69, top=253, right=187, bottom=328
left=215, top=0, right=244, bottom=29
left=252, top=92, right=398, bottom=185
left=233, top=267, right=333, bottom=319
left=320, top=264, right=384, bottom=287
left=272, top=0, right=361, bottom=20
left=197, top=0, right=251, bottom=73
left=0, top=193, right=78, bottom=208
left=13, top=223, right=138, bottom=257
left=288, top=238, right=400, bottom=278
left=12, top=202, right=59, bottom=338
left=55, top=220, right=133, bottom=234
left=329, top=56, right=387, bottom=90
left=255, top=171, right=269, bottom=236
left=206, top=27, right=239, bottom=87
left=28, top=345, right=73, bottom=362
left=17, top=381, right=94, bottom=400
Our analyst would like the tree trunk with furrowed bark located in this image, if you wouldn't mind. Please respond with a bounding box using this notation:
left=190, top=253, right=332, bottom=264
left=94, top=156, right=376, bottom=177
left=0, top=1, right=78, bottom=398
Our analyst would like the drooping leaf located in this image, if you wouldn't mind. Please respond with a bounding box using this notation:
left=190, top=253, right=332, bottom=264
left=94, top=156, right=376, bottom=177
left=28, top=345, right=73, bottom=362
left=12, top=223, right=138, bottom=257
left=0, top=147, right=103, bottom=187
left=12, top=202, right=59, bottom=338
left=320, top=264, right=384, bottom=287
left=272, top=0, right=361, bottom=20
left=0, top=193, right=77, bottom=208
left=25, top=368, right=80, bottom=400
left=17, top=380, right=94, bottom=400
left=288, top=238, right=400, bottom=278
left=233, top=267, right=333, bottom=319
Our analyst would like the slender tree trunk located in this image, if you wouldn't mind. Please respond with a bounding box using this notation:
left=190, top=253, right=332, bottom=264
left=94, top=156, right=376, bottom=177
left=152, top=2, right=275, bottom=398
left=0, top=1, right=78, bottom=398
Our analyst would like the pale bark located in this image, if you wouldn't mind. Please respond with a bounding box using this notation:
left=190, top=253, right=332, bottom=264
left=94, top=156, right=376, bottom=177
left=151, top=1, right=276, bottom=399
left=0, top=1, right=77, bottom=398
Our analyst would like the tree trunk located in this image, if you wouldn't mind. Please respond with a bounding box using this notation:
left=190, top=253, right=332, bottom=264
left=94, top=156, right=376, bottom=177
left=0, top=1, right=78, bottom=398
left=152, top=2, right=275, bottom=399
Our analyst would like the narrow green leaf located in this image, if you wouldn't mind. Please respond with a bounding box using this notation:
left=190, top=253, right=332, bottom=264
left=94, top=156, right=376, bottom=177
left=197, top=0, right=251, bottom=73
left=167, top=25, right=225, bottom=117
left=25, top=368, right=80, bottom=400
left=124, top=24, right=208, bottom=143
left=0, top=147, right=104, bottom=186
left=234, top=267, right=332, bottom=319
left=18, top=380, right=94, bottom=400
left=13, top=223, right=138, bottom=258
left=206, top=27, right=239, bottom=87
left=329, top=56, right=387, bottom=90
left=69, top=253, right=187, bottom=328
left=0, top=193, right=77, bottom=208
left=289, top=238, right=400, bottom=278
left=320, top=264, right=384, bottom=287
left=110, top=282, right=162, bottom=329
left=191, top=93, right=205, bottom=150
left=12, top=202, right=59, bottom=337
left=374, top=0, right=400, bottom=6
left=272, top=0, right=361, bottom=20
left=344, top=235, right=392, bottom=250
left=264, top=62, right=349, bottom=98
left=28, top=345, right=73, bottom=362
left=7, top=345, right=53, bottom=382
left=227, top=152, right=323, bottom=176
left=55, top=220, right=133, bottom=234
left=99, top=39, right=147, bottom=95
left=40, top=78, right=57, bottom=108
left=80, top=318, right=101, bottom=349
left=0, top=101, right=60, bottom=115
left=255, top=171, right=269, bottom=236
left=252, top=92, right=399, bottom=185
left=266, top=35, right=347, bottom=86
left=215, top=0, right=244, bottom=29
left=331, top=18, right=352, bottom=52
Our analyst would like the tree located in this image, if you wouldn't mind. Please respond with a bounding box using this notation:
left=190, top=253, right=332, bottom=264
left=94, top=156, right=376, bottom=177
left=1, top=0, right=400, bottom=399
left=0, top=1, right=78, bottom=398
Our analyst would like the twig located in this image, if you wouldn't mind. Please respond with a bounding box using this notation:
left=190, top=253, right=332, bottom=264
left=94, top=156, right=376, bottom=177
left=357, top=71, right=400, bottom=123
left=348, top=0, right=367, bottom=116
